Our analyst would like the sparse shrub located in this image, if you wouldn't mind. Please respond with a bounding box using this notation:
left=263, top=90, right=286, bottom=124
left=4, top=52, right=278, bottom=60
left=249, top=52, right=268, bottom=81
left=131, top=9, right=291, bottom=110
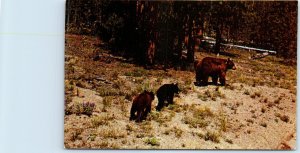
left=82, top=102, right=95, bottom=116
left=164, top=129, right=171, bottom=135
left=118, top=62, right=131, bottom=68
left=225, top=139, right=233, bottom=144
left=121, top=139, right=127, bottom=144
left=144, top=137, right=160, bottom=146
left=254, top=91, right=261, bottom=97
left=274, top=112, right=281, bottom=117
left=261, top=107, right=266, bottom=113
left=124, top=90, right=135, bottom=101
left=225, top=84, right=235, bottom=90
left=260, top=122, right=267, bottom=127
left=112, top=80, right=124, bottom=89
left=141, top=122, right=153, bottom=133
left=90, top=115, right=110, bottom=127
left=100, top=129, right=126, bottom=139
left=198, top=93, right=208, bottom=101
left=204, top=90, right=213, bottom=100
left=182, top=104, right=189, bottom=111
left=126, top=124, right=136, bottom=132
left=97, top=87, right=125, bottom=97
left=246, top=119, right=254, bottom=124
left=292, top=99, right=296, bottom=103
left=247, top=129, right=251, bottom=134
left=218, top=112, right=228, bottom=132
left=204, top=131, right=220, bottom=143
left=183, top=106, right=214, bottom=128
left=194, top=106, right=214, bottom=118
left=155, top=112, right=175, bottom=124
left=135, top=82, right=154, bottom=94
left=267, top=102, right=274, bottom=108
left=97, top=141, right=109, bottom=148
left=203, top=89, right=225, bottom=101
left=110, top=143, right=120, bottom=149
left=185, top=78, right=193, bottom=86
left=244, top=90, right=250, bottom=95
left=179, top=84, right=189, bottom=94
left=149, top=111, right=160, bottom=121
left=183, top=116, right=208, bottom=128
left=71, top=101, right=95, bottom=116
left=87, top=133, right=97, bottom=141
left=250, top=91, right=261, bottom=99
left=69, top=128, right=83, bottom=142
left=173, top=127, right=183, bottom=138
left=196, top=132, right=204, bottom=139
left=280, top=115, right=289, bottom=123
left=125, top=68, right=148, bottom=77
left=112, top=71, right=119, bottom=79
left=274, top=96, right=282, bottom=104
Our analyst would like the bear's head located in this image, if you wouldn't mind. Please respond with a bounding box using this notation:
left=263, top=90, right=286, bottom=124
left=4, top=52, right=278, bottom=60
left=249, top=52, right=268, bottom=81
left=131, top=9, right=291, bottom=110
left=172, top=83, right=180, bottom=94
left=226, top=58, right=236, bottom=70
left=144, top=90, right=155, bottom=101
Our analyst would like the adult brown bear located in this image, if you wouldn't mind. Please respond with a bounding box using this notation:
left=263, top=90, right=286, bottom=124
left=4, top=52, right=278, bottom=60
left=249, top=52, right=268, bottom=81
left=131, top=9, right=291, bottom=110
left=195, top=57, right=236, bottom=86
left=130, top=90, right=155, bottom=122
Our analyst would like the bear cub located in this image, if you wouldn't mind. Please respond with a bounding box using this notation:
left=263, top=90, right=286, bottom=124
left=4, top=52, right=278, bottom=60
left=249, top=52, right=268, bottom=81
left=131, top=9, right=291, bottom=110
left=156, top=83, right=180, bottom=111
left=130, top=90, right=155, bottom=122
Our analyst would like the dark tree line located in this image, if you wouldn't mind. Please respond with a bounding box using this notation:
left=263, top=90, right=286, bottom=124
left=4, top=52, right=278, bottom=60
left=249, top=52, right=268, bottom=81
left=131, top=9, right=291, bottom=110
left=66, top=0, right=297, bottom=67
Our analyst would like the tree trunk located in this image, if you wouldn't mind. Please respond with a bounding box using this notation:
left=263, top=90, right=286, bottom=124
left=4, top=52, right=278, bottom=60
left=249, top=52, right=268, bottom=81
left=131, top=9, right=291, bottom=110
left=214, top=25, right=221, bottom=54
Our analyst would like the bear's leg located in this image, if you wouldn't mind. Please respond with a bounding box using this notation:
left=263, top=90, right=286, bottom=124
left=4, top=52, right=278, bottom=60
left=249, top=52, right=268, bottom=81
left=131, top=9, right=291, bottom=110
left=166, top=95, right=174, bottom=107
left=165, top=97, right=170, bottom=107
left=136, top=110, right=143, bottom=122
left=212, top=75, right=218, bottom=85
left=219, top=72, right=226, bottom=86
left=142, top=105, right=151, bottom=120
left=201, top=75, right=209, bottom=86
left=195, top=71, right=201, bottom=84
left=129, top=105, right=137, bottom=121
left=156, top=98, right=164, bottom=111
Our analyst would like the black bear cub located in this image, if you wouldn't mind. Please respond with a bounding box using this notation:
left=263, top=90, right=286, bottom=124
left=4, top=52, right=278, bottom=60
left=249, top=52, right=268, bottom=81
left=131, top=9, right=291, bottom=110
left=156, top=83, right=180, bottom=111
left=130, top=90, right=155, bottom=122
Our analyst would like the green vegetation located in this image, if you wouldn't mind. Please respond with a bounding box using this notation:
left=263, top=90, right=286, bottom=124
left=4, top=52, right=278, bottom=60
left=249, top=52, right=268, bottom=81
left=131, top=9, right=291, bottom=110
left=144, top=137, right=160, bottom=146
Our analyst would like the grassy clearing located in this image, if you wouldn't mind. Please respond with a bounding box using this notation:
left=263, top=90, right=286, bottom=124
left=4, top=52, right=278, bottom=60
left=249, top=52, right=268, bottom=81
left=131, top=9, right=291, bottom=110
left=227, top=49, right=296, bottom=91
left=64, top=35, right=296, bottom=149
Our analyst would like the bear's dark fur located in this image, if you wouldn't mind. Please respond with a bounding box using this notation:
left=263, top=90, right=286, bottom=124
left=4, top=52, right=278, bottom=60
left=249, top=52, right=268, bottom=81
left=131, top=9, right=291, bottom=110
left=130, top=90, right=155, bottom=122
left=156, top=83, right=180, bottom=111
left=195, top=57, right=236, bottom=86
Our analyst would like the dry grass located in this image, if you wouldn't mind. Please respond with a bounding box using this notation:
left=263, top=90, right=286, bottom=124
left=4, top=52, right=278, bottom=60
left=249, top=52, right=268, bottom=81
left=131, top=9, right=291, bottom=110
left=183, top=106, right=214, bottom=128
left=90, top=114, right=114, bottom=127
left=204, top=131, right=221, bottom=143
left=99, top=128, right=126, bottom=139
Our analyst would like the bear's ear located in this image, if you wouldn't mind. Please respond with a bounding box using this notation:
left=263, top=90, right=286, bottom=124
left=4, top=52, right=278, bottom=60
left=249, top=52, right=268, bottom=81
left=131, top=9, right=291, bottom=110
left=226, top=58, right=232, bottom=64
